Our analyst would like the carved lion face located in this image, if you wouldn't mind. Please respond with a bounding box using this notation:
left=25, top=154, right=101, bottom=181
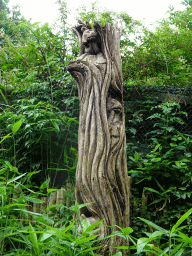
left=82, top=29, right=98, bottom=44
left=81, top=28, right=101, bottom=55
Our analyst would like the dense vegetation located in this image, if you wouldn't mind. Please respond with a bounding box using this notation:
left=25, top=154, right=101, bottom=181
left=0, top=0, right=192, bottom=255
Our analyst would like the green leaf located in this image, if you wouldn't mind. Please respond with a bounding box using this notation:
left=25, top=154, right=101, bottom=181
left=12, top=119, right=22, bottom=134
left=170, top=243, right=183, bottom=256
left=129, top=128, right=136, bottom=135
left=25, top=196, right=44, bottom=204
left=48, top=242, right=69, bottom=251
left=170, top=208, right=192, bottom=234
left=39, top=233, right=53, bottom=242
left=73, top=202, right=91, bottom=213
left=52, top=120, right=60, bottom=131
left=112, top=252, right=122, bottom=256
left=62, top=220, right=76, bottom=234
left=176, top=145, right=185, bottom=150
left=137, top=236, right=164, bottom=254
left=82, top=245, right=104, bottom=253
left=136, top=237, right=149, bottom=254
left=0, top=133, right=12, bottom=144
left=151, top=158, right=161, bottom=162
left=67, top=117, right=79, bottom=125
left=75, top=235, right=99, bottom=245
left=151, top=144, right=161, bottom=153
left=138, top=218, right=169, bottom=235
left=144, top=187, right=161, bottom=195
left=134, top=151, right=139, bottom=161
left=121, top=227, right=133, bottom=236
left=84, top=219, right=104, bottom=232
left=114, top=246, right=129, bottom=250
left=27, top=170, right=41, bottom=178
left=29, top=223, right=39, bottom=255
left=7, top=173, right=26, bottom=185
left=155, top=179, right=165, bottom=192
left=42, top=246, right=63, bottom=255
left=0, top=89, right=8, bottom=103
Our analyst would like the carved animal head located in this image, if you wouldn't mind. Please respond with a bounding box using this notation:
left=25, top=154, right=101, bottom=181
left=81, top=28, right=101, bottom=55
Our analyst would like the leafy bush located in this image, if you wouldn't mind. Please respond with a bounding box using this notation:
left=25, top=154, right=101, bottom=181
left=129, top=102, right=192, bottom=238
left=0, top=98, right=78, bottom=188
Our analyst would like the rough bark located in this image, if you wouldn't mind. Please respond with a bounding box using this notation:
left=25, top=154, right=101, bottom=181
left=67, top=21, right=130, bottom=255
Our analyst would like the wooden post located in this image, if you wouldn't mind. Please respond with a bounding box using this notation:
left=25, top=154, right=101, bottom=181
left=141, top=190, right=148, bottom=217
left=48, top=191, right=57, bottom=215
left=41, top=196, right=48, bottom=213
left=65, top=183, right=72, bottom=208
left=67, top=21, right=130, bottom=255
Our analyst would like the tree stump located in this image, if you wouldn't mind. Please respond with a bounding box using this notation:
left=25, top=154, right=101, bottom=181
left=67, top=21, right=130, bottom=255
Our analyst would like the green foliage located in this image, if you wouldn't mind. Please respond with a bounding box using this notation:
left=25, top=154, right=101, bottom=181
left=1, top=164, right=192, bottom=256
left=1, top=1, right=192, bottom=255
left=0, top=98, right=78, bottom=187
left=128, top=102, right=192, bottom=240
left=137, top=208, right=192, bottom=255
left=130, top=102, right=192, bottom=184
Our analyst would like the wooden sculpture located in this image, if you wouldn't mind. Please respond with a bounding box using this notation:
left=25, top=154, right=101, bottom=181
left=67, top=21, right=130, bottom=255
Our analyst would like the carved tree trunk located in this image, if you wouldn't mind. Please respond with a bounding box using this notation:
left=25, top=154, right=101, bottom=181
left=67, top=21, right=130, bottom=255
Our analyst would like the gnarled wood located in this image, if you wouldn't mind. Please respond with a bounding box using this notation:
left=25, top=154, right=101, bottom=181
left=67, top=21, right=130, bottom=255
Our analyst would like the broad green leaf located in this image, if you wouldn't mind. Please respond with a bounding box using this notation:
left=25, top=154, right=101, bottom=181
left=12, top=119, right=22, bottom=134
left=170, top=208, right=192, bottom=234
left=136, top=237, right=149, bottom=254
left=138, top=217, right=169, bottom=235
left=39, top=233, right=53, bottom=242
left=121, top=227, right=133, bottom=236
left=145, top=231, right=164, bottom=238
left=134, top=151, right=139, bottom=161
left=137, top=236, right=165, bottom=254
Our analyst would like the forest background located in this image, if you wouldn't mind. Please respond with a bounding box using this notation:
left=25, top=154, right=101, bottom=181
left=1, top=0, right=192, bottom=255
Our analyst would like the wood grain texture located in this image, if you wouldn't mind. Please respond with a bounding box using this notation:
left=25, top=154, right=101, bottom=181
left=67, top=21, right=130, bottom=255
